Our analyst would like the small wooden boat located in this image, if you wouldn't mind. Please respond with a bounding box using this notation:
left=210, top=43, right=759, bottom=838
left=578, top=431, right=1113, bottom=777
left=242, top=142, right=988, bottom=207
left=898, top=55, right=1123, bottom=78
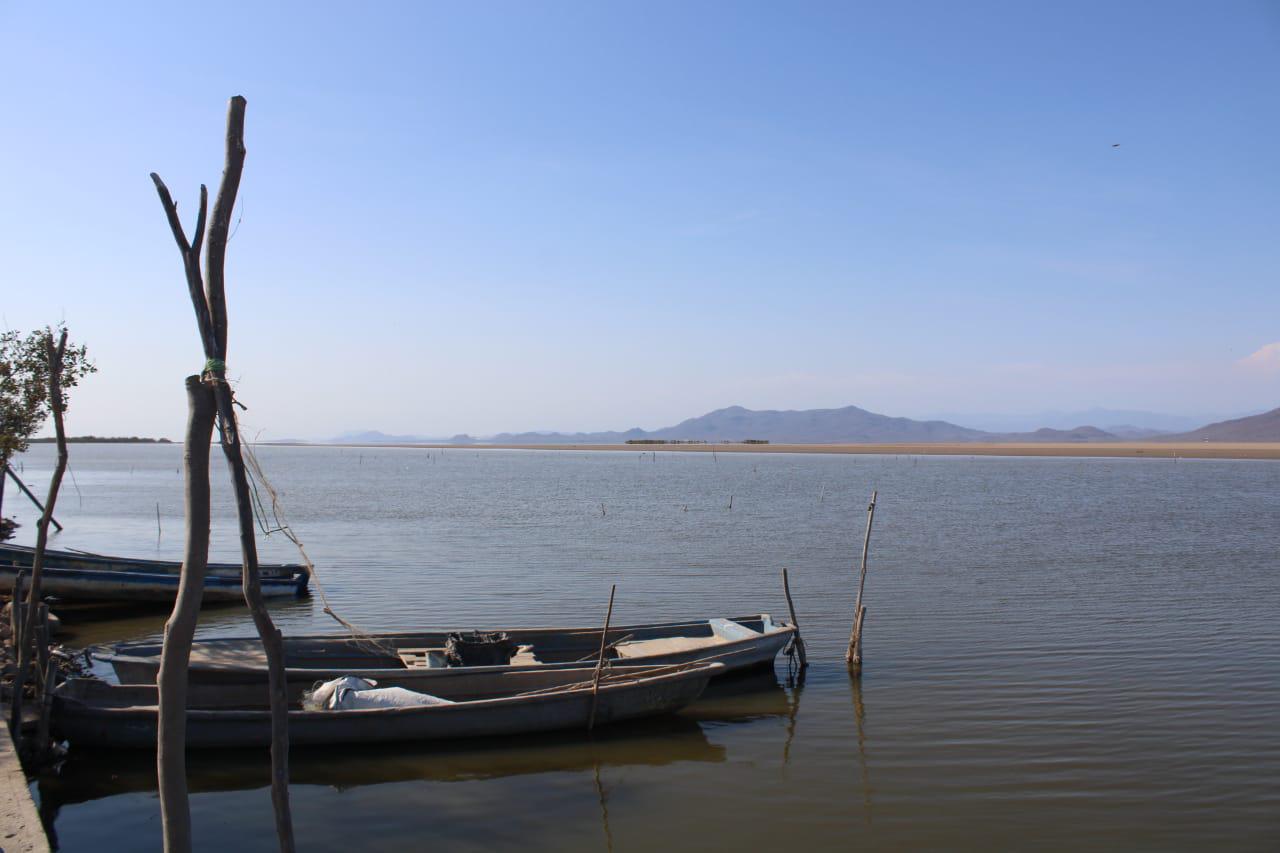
left=0, top=563, right=309, bottom=603
left=99, top=615, right=794, bottom=691
left=52, top=661, right=722, bottom=748
left=0, top=543, right=310, bottom=603
left=0, top=543, right=304, bottom=579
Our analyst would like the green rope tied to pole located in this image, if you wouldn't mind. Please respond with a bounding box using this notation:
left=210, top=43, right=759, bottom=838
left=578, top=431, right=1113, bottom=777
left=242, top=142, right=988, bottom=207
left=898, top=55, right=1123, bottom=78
left=203, top=358, right=227, bottom=375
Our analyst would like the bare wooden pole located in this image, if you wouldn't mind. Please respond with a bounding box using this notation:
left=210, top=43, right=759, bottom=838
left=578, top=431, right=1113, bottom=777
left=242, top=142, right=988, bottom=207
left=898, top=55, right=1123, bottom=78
left=846, top=490, right=877, bottom=673
left=9, top=570, right=24, bottom=657
left=3, top=465, right=62, bottom=531
left=10, top=330, right=69, bottom=741
left=587, top=584, right=617, bottom=732
left=781, top=567, right=807, bottom=669
left=151, top=95, right=295, bottom=852
left=156, top=376, right=216, bottom=853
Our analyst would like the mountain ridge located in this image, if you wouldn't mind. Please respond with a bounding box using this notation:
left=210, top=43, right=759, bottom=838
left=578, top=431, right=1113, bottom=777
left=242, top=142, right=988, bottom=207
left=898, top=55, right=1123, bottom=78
left=333, top=403, right=1280, bottom=445
left=1162, top=407, right=1280, bottom=442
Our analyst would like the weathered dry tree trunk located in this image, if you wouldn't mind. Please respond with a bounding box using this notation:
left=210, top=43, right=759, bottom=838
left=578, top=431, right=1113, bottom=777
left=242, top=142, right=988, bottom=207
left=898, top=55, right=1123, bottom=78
left=151, top=95, right=295, bottom=853
left=156, top=376, right=215, bottom=852
left=9, top=330, right=68, bottom=739
left=846, top=490, right=877, bottom=673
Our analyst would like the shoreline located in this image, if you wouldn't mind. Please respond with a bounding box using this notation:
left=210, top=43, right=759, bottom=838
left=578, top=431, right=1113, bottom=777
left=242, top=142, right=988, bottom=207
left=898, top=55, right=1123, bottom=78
left=291, top=441, right=1280, bottom=461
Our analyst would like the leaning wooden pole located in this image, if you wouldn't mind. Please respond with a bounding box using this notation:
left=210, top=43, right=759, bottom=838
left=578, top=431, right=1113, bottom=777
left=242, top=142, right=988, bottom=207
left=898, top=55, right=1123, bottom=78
left=587, top=584, right=617, bottom=732
left=782, top=567, right=807, bottom=669
left=10, top=330, right=69, bottom=740
left=151, top=95, right=295, bottom=852
left=845, top=490, right=877, bottom=674
left=3, top=465, right=62, bottom=531
left=156, top=376, right=216, bottom=853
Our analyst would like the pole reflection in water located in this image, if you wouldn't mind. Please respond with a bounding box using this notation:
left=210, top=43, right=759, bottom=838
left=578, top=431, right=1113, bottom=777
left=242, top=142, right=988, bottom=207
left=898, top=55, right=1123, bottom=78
left=591, top=749, right=614, bottom=853
left=851, top=674, right=872, bottom=822
left=783, top=668, right=805, bottom=765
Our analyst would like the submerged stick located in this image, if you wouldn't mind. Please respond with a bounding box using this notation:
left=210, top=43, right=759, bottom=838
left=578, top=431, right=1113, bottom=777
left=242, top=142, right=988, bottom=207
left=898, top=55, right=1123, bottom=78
left=846, top=491, right=877, bottom=673
left=587, top=584, right=617, bottom=731
left=782, top=567, right=807, bottom=669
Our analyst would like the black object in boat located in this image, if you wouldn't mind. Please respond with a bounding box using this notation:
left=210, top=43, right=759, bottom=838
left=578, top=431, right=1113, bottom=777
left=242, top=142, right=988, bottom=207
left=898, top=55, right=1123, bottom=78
left=444, top=631, right=516, bottom=666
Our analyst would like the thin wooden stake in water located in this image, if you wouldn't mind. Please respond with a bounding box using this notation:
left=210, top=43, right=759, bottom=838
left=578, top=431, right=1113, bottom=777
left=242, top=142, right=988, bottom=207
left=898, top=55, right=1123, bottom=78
left=156, top=501, right=162, bottom=541
left=587, top=584, right=617, bottom=731
left=782, top=567, right=807, bottom=669
left=846, top=490, right=877, bottom=674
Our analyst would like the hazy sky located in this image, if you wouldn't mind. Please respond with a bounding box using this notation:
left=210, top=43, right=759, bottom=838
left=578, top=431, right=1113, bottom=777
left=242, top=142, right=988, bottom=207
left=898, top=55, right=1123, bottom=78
left=2, top=2, right=1277, bottom=439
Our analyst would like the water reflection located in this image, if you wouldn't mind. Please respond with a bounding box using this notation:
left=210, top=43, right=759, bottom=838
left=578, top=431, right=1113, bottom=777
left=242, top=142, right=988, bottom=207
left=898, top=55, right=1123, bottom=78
left=851, top=675, right=872, bottom=822
left=783, top=670, right=804, bottom=765
left=591, top=750, right=614, bottom=853
left=39, top=715, right=724, bottom=812
left=22, top=445, right=1280, bottom=850
left=680, top=669, right=793, bottom=723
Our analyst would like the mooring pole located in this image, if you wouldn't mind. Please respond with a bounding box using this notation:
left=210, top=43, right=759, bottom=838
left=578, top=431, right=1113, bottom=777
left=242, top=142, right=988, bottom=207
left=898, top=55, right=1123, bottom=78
left=846, top=490, right=877, bottom=674
left=781, top=567, right=807, bottom=669
left=4, top=465, right=62, bottom=532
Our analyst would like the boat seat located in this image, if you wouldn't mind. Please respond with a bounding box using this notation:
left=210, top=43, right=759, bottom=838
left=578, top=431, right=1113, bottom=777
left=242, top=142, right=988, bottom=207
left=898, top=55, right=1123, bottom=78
left=510, top=644, right=539, bottom=666
left=709, top=618, right=763, bottom=641
left=398, top=648, right=448, bottom=669
left=188, top=640, right=268, bottom=668
left=614, top=636, right=726, bottom=658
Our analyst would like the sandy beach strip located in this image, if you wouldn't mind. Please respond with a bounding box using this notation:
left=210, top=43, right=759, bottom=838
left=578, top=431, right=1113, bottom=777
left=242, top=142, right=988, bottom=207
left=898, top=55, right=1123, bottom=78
left=314, top=441, right=1280, bottom=460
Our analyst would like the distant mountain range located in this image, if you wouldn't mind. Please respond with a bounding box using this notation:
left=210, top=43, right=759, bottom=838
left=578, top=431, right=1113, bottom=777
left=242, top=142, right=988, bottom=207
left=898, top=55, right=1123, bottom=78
left=924, top=408, right=1238, bottom=435
left=326, top=403, right=1280, bottom=445
left=1166, top=407, right=1280, bottom=442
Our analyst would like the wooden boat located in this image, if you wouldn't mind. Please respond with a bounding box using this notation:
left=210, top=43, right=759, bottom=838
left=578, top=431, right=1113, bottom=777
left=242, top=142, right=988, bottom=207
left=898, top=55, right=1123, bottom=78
left=0, top=543, right=310, bottom=602
left=52, top=661, right=723, bottom=748
left=0, top=562, right=309, bottom=603
left=0, top=543, right=304, bottom=579
left=98, top=615, right=794, bottom=692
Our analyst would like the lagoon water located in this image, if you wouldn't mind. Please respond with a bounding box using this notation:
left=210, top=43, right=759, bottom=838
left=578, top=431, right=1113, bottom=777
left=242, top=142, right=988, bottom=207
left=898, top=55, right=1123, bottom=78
left=8, top=443, right=1279, bottom=851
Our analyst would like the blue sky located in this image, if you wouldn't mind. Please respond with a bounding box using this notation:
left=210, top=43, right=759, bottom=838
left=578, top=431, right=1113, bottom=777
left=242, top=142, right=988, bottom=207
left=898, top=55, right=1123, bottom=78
left=2, top=1, right=1277, bottom=438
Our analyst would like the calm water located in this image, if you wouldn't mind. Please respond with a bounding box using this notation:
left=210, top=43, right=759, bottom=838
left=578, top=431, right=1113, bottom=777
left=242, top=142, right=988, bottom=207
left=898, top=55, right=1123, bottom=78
left=7, top=443, right=1279, bottom=851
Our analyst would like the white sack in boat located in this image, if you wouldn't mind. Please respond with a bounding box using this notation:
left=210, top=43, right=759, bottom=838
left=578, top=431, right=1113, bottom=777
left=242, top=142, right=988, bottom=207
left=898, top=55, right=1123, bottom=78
left=303, top=675, right=454, bottom=711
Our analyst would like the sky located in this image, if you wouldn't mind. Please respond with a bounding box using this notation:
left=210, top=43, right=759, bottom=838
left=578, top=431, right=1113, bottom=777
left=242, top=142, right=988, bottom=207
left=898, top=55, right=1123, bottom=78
left=2, top=1, right=1278, bottom=439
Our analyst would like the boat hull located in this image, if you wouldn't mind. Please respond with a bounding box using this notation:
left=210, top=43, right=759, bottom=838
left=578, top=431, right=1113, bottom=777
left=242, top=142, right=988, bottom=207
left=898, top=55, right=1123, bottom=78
left=53, top=664, right=719, bottom=749
left=0, top=563, right=309, bottom=603
left=0, top=543, right=303, bottom=579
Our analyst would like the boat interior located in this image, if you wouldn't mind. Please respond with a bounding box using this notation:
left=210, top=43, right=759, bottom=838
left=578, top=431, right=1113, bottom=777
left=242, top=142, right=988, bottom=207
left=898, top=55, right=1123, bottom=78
left=108, top=615, right=785, bottom=674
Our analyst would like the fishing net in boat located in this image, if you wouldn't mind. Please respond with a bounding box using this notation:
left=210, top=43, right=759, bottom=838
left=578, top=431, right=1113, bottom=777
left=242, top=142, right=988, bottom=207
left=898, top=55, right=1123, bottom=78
left=241, top=440, right=397, bottom=659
